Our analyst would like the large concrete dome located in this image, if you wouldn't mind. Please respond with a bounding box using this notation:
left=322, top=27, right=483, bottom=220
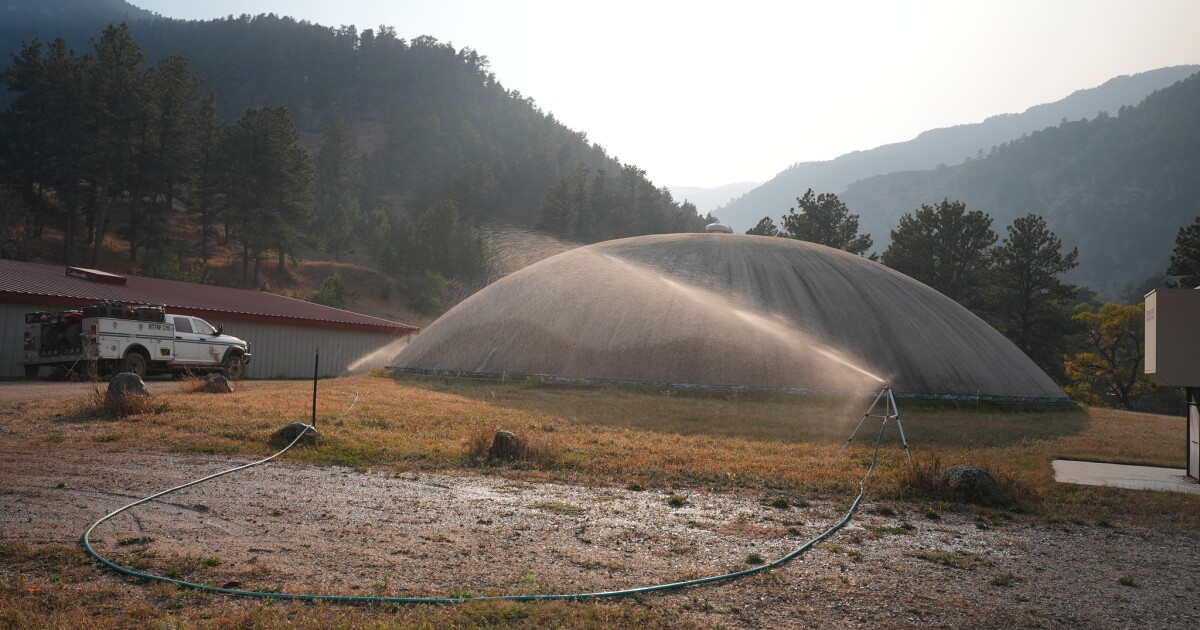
left=394, top=234, right=1067, bottom=402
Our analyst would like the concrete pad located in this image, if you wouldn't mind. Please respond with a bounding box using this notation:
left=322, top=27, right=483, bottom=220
left=1052, top=459, right=1200, bottom=495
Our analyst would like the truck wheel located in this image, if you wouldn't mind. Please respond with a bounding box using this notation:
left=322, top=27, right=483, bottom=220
left=222, top=354, right=245, bottom=380
left=121, top=351, right=148, bottom=378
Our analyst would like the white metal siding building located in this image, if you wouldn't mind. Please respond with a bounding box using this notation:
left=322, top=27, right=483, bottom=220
left=0, top=261, right=417, bottom=379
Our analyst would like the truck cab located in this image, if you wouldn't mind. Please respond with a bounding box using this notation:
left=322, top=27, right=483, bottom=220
left=168, top=315, right=251, bottom=379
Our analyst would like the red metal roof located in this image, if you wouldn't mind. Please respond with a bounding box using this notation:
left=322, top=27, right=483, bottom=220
left=0, top=260, right=418, bottom=335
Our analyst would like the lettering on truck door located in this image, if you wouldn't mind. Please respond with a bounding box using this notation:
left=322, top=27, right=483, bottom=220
left=172, top=316, right=207, bottom=364
left=191, top=317, right=224, bottom=363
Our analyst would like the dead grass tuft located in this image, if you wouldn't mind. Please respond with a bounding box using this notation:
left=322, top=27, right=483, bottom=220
left=897, top=455, right=1033, bottom=509
left=177, top=373, right=207, bottom=394
left=464, top=428, right=564, bottom=469
left=70, top=386, right=165, bottom=420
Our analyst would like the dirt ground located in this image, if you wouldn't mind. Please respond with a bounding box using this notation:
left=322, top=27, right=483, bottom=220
left=1, top=384, right=1199, bottom=628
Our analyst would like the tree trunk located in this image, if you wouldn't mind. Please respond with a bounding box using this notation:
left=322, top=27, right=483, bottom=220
left=240, top=243, right=250, bottom=288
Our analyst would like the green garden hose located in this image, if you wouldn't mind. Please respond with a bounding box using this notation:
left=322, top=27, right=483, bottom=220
left=82, top=419, right=892, bottom=604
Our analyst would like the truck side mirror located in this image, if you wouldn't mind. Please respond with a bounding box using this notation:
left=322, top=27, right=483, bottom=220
left=214, top=324, right=223, bottom=336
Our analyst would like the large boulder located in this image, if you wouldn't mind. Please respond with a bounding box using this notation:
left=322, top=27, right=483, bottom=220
left=487, top=430, right=522, bottom=462
left=107, top=372, right=149, bottom=399
left=202, top=374, right=234, bottom=393
left=940, top=464, right=1005, bottom=505
left=270, top=422, right=317, bottom=449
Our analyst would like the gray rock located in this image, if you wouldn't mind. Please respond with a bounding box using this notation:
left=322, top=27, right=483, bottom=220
left=270, top=422, right=317, bottom=449
left=107, top=372, right=149, bottom=399
left=487, top=430, right=522, bottom=462
left=941, top=464, right=1005, bottom=505
left=203, top=374, right=234, bottom=393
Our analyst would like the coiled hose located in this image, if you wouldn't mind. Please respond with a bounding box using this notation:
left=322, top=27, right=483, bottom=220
left=81, top=418, right=893, bottom=603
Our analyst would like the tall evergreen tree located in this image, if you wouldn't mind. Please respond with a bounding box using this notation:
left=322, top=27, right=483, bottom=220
left=881, top=199, right=997, bottom=307
left=313, top=117, right=363, bottom=260
left=187, top=93, right=224, bottom=274
left=985, top=214, right=1079, bottom=380
left=779, top=189, right=872, bottom=255
left=1167, top=216, right=1200, bottom=288
left=222, top=106, right=315, bottom=287
left=140, top=54, right=203, bottom=256
left=84, top=23, right=148, bottom=265
left=0, top=38, right=87, bottom=259
left=746, top=216, right=780, bottom=236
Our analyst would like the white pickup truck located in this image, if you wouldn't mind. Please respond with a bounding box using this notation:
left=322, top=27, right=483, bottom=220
left=21, top=302, right=251, bottom=380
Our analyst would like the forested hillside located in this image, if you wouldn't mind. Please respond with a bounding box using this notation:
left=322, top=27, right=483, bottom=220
left=840, top=72, right=1200, bottom=295
left=0, top=4, right=706, bottom=318
left=718, top=65, right=1198, bottom=233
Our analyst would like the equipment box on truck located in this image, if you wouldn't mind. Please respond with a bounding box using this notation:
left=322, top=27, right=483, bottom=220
left=21, top=301, right=251, bottom=380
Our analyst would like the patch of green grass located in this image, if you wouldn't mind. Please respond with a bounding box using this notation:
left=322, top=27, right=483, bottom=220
left=667, top=494, right=687, bottom=507
left=533, top=501, right=584, bottom=516
left=825, top=544, right=862, bottom=561
left=870, top=521, right=916, bottom=535
left=911, top=549, right=993, bottom=570
left=924, top=508, right=941, bottom=520
left=770, top=497, right=790, bottom=509
left=626, top=482, right=645, bottom=491
left=745, top=553, right=764, bottom=565
left=1117, top=575, right=1137, bottom=587
left=93, top=433, right=124, bottom=443
left=990, top=571, right=1025, bottom=587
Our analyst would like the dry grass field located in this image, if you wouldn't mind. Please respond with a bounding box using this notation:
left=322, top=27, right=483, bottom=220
left=1, top=373, right=1197, bottom=628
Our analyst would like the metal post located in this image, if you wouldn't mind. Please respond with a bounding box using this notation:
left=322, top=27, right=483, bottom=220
left=311, top=347, right=319, bottom=428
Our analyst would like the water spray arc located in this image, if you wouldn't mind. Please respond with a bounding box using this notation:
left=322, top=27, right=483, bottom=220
left=81, top=385, right=910, bottom=605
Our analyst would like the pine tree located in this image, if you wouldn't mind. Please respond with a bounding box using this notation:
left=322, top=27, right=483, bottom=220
left=881, top=199, right=997, bottom=307
left=314, top=117, right=363, bottom=260
left=746, top=216, right=780, bottom=236
left=1167, top=216, right=1200, bottom=288
left=187, top=93, right=224, bottom=274
left=222, top=106, right=315, bottom=287
left=985, top=214, right=1078, bottom=380
left=779, top=189, right=872, bottom=255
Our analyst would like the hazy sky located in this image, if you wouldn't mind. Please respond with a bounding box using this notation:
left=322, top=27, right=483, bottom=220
left=131, top=1, right=1199, bottom=188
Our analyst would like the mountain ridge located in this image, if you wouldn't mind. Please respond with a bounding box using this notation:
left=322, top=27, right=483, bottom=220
left=718, top=65, right=1200, bottom=233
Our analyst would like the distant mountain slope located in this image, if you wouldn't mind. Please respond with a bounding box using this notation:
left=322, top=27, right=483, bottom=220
left=718, top=65, right=1200, bottom=232
left=0, top=0, right=154, bottom=62
left=841, top=72, right=1200, bottom=295
left=669, top=181, right=760, bottom=217
left=1, top=8, right=703, bottom=231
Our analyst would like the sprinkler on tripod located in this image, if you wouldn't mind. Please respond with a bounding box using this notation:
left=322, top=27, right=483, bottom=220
left=835, top=384, right=912, bottom=466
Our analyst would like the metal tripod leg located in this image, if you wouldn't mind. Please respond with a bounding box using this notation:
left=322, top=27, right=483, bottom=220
left=834, top=387, right=888, bottom=463
left=886, top=387, right=913, bottom=466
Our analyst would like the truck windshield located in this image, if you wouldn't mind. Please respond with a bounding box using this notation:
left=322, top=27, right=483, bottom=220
left=193, top=319, right=215, bottom=335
